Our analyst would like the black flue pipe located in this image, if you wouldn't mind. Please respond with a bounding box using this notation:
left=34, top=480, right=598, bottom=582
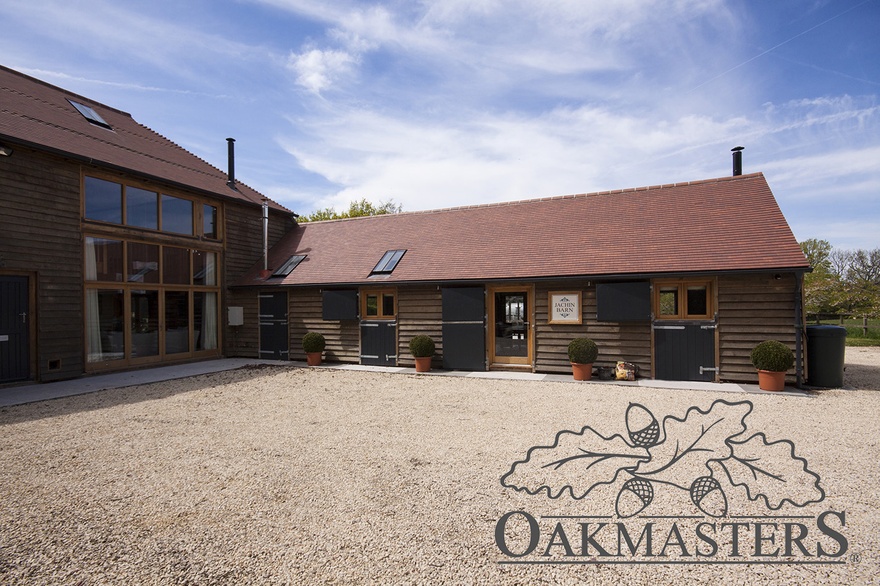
left=731, top=146, right=744, bottom=176
left=226, top=137, right=236, bottom=188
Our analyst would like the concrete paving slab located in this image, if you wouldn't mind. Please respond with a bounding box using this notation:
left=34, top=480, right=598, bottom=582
left=1, top=359, right=809, bottom=408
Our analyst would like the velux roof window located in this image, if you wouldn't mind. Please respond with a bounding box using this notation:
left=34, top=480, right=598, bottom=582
left=68, top=99, right=112, bottom=130
left=273, top=255, right=306, bottom=277
left=371, top=249, right=406, bottom=275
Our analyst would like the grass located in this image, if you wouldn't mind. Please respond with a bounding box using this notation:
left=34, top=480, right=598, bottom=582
left=812, top=318, right=880, bottom=346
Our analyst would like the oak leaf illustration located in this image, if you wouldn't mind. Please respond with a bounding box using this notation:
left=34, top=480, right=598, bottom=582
left=632, top=400, right=751, bottom=489
left=501, top=426, right=649, bottom=499
left=715, top=432, right=826, bottom=509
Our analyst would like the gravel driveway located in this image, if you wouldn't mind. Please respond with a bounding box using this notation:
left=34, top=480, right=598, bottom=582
left=1, top=349, right=878, bottom=585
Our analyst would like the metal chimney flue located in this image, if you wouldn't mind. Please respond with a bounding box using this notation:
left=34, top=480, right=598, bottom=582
left=731, top=146, right=744, bottom=176
left=226, top=137, right=236, bottom=188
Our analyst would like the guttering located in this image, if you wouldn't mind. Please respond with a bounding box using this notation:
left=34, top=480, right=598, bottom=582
left=231, top=267, right=812, bottom=289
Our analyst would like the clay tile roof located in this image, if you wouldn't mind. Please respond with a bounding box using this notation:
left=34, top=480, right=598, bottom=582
left=0, top=65, right=287, bottom=212
left=238, top=173, right=809, bottom=287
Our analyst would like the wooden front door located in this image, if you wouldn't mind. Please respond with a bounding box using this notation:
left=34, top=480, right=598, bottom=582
left=360, top=289, right=397, bottom=366
left=0, top=276, right=30, bottom=383
left=652, top=279, right=718, bottom=381
left=488, top=286, right=533, bottom=368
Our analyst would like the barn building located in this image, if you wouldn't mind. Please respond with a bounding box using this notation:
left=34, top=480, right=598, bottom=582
left=1, top=64, right=811, bottom=387
left=232, top=171, right=810, bottom=385
left=0, top=65, right=295, bottom=384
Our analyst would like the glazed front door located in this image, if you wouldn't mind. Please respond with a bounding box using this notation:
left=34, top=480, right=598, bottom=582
left=489, top=287, right=532, bottom=367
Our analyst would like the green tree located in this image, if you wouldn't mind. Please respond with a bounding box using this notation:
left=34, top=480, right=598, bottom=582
left=801, top=239, right=841, bottom=315
left=800, top=238, right=832, bottom=273
left=299, top=198, right=402, bottom=222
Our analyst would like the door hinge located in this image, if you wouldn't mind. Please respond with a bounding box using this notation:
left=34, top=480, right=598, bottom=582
left=701, top=324, right=717, bottom=330
left=699, top=366, right=718, bottom=375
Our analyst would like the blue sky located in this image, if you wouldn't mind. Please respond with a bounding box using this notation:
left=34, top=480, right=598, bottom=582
left=1, top=0, right=878, bottom=250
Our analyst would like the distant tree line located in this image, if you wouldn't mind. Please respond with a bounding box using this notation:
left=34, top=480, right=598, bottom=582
left=299, top=198, right=402, bottom=222
left=800, top=239, right=880, bottom=318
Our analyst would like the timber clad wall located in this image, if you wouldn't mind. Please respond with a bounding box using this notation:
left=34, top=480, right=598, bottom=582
left=717, top=273, right=801, bottom=383
left=534, top=282, right=652, bottom=375
left=289, top=289, right=359, bottom=363
left=222, top=207, right=291, bottom=358
left=397, top=286, right=443, bottom=369
left=225, top=289, right=260, bottom=358
left=0, top=147, right=84, bottom=382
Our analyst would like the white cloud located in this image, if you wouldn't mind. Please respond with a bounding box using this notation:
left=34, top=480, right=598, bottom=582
left=287, top=47, right=359, bottom=94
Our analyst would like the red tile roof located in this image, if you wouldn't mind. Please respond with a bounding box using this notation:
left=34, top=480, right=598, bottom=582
left=0, top=65, right=287, bottom=212
left=238, top=173, right=809, bottom=286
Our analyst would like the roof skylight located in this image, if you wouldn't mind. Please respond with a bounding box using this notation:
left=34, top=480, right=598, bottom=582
left=68, top=99, right=112, bottom=130
left=272, top=255, right=306, bottom=277
left=371, top=249, right=406, bottom=275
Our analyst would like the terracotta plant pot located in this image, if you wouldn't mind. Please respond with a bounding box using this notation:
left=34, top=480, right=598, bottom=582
left=306, top=352, right=322, bottom=366
left=414, top=356, right=432, bottom=373
left=757, top=369, right=786, bottom=391
left=571, top=362, right=593, bottom=381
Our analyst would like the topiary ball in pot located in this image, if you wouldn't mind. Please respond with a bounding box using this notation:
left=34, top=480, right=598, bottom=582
left=750, top=340, right=794, bottom=372
left=568, top=338, right=598, bottom=365
left=409, top=335, right=435, bottom=358
left=302, top=332, right=326, bottom=353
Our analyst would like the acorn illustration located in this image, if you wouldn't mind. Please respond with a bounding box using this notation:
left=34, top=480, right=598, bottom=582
left=690, top=476, right=728, bottom=517
left=615, top=478, right=654, bottom=518
left=625, top=403, right=660, bottom=448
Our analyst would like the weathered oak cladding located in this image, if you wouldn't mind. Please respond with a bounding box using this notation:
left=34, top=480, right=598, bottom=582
left=397, top=286, right=443, bottom=368
left=717, top=273, right=800, bottom=382
left=288, top=288, right=359, bottom=362
left=224, top=205, right=291, bottom=283
left=0, top=147, right=83, bottom=381
left=225, top=289, right=260, bottom=358
left=535, top=282, right=652, bottom=374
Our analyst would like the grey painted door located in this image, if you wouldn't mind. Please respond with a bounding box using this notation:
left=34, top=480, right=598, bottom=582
left=0, top=276, right=29, bottom=382
left=441, top=287, right=486, bottom=371
left=259, top=292, right=289, bottom=360
left=360, top=320, right=397, bottom=366
left=654, top=322, right=716, bottom=381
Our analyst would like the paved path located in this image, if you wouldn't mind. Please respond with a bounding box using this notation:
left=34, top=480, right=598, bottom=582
left=0, top=359, right=803, bottom=408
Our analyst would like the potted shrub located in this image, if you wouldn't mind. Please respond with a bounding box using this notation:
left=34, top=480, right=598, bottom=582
left=750, top=340, right=794, bottom=391
left=409, top=335, right=435, bottom=373
left=302, top=332, right=326, bottom=366
left=568, top=338, right=598, bottom=381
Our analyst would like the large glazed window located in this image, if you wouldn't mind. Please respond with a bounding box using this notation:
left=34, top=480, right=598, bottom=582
left=127, top=187, right=159, bottom=229
left=83, top=175, right=220, bottom=239
left=85, top=289, right=124, bottom=363
left=84, top=238, right=221, bottom=368
left=85, top=177, right=122, bottom=224
left=161, top=195, right=194, bottom=235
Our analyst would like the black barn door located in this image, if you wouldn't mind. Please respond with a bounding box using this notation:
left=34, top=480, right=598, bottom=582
left=360, top=321, right=397, bottom=366
left=441, top=287, right=486, bottom=371
left=259, top=292, right=289, bottom=360
left=0, top=276, right=29, bottom=382
left=654, top=323, right=716, bottom=381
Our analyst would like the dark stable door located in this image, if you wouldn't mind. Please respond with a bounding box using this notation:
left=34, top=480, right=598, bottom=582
left=0, top=276, right=29, bottom=382
left=441, top=287, right=486, bottom=371
left=654, top=323, right=716, bottom=381
left=360, top=321, right=397, bottom=366
left=259, top=292, right=289, bottom=360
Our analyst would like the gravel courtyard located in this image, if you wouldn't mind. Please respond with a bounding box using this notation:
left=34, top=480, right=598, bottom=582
left=1, top=349, right=878, bottom=585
